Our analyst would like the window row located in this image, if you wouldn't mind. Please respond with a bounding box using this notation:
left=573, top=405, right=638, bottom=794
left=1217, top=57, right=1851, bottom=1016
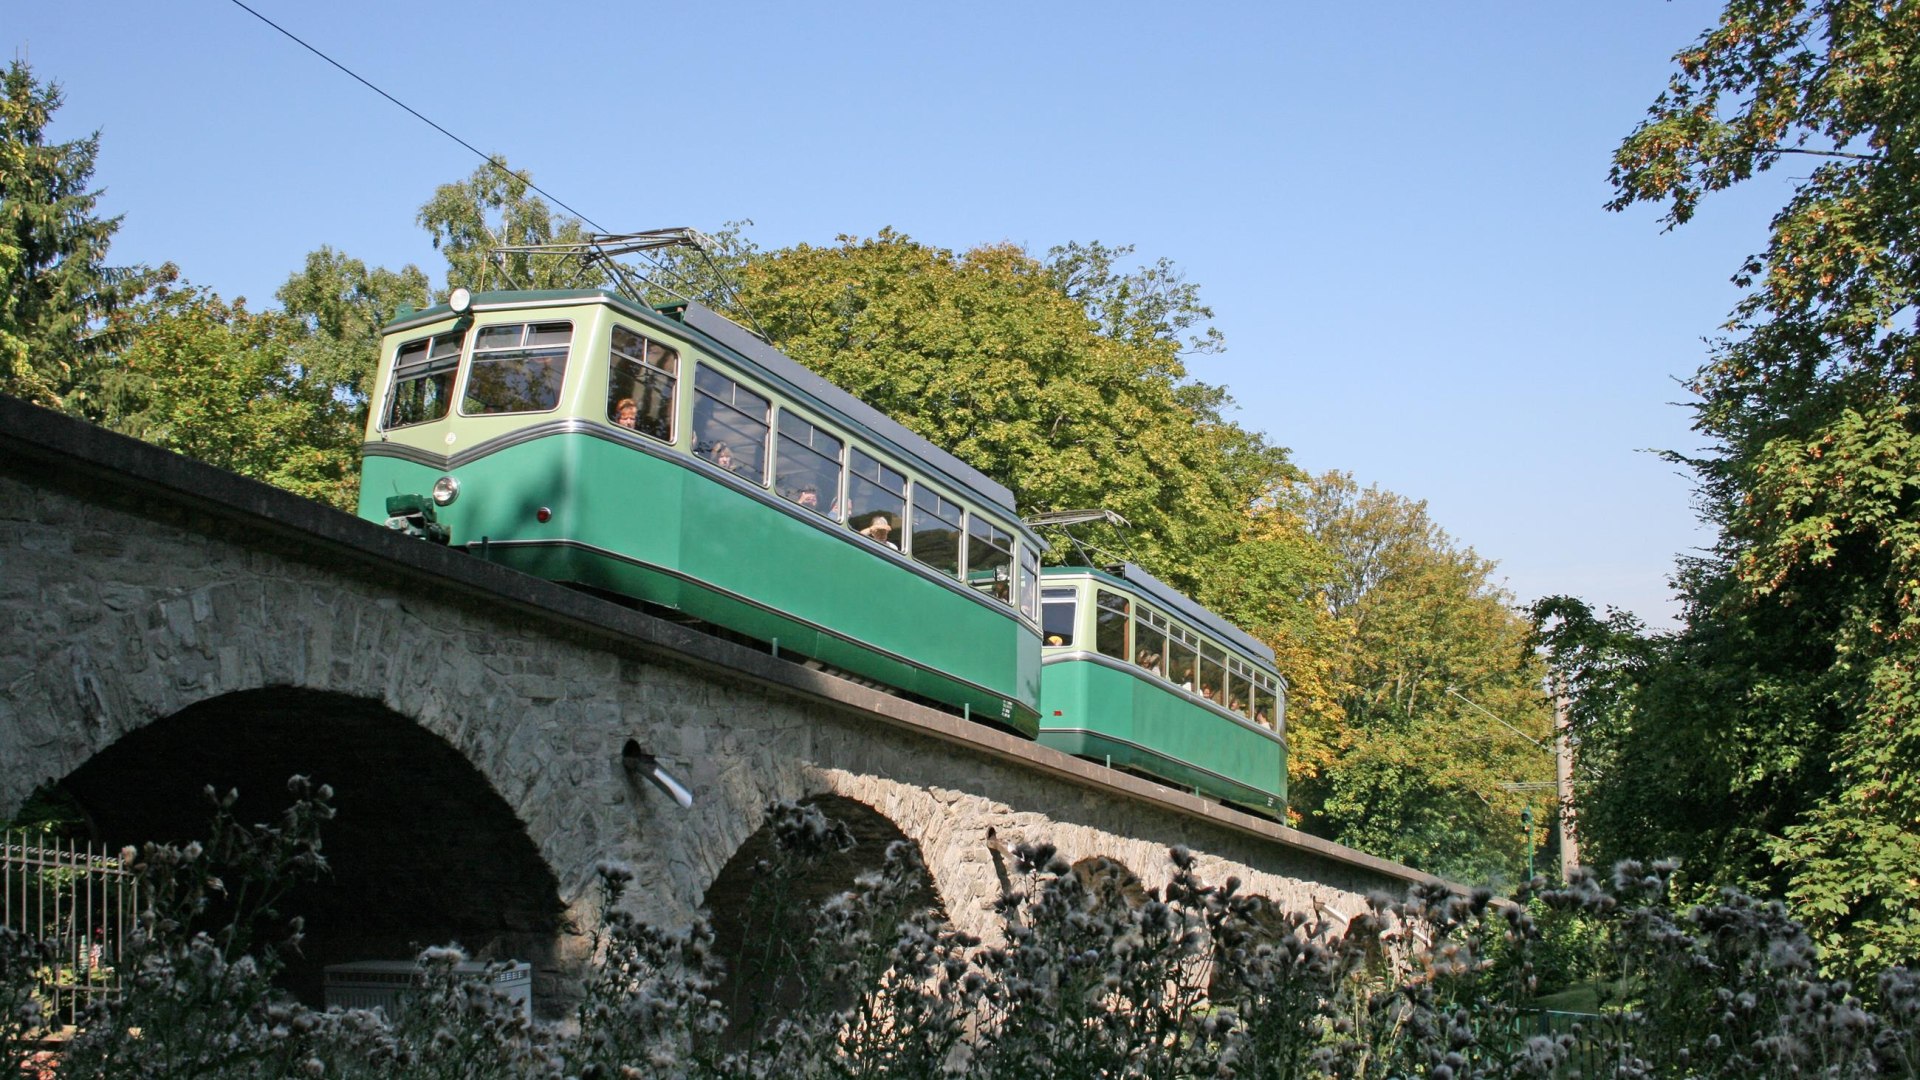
left=383, top=317, right=1039, bottom=620
left=1040, top=586, right=1281, bottom=729
left=680, top=361, right=1039, bottom=620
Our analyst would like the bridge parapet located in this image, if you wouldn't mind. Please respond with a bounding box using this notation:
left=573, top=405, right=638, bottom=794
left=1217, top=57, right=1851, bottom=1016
left=0, top=395, right=1452, bottom=1012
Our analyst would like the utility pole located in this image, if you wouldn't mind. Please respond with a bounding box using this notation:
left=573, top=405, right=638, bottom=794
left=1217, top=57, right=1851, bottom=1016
left=1553, top=676, right=1579, bottom=877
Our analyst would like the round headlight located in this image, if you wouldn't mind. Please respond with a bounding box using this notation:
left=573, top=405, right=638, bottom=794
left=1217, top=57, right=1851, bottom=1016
left=431, top=476, right=460, bottom=506
left=448, top=286, right=473, bottom=316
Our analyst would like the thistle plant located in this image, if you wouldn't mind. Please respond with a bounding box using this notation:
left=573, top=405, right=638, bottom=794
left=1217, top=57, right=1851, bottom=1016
left=8, top=788, right=1920, bottom=1078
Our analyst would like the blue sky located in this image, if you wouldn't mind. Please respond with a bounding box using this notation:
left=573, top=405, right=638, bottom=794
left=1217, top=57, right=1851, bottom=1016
left=13, top=1, right=1779, bottom=625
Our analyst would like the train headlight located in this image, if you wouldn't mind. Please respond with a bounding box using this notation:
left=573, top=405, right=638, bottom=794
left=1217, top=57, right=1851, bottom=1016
left=448, top=286, right=473, bottom=316
left=431, top=476, right=461, bottom=506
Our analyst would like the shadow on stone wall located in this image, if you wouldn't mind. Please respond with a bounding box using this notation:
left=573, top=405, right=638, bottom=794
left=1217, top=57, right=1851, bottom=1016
left=54, top=687, right=567, bottom=1011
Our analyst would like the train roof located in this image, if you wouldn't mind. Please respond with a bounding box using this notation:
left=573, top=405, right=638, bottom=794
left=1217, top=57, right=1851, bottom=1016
left=387, top=289, right=1028, bottom=530
left=1045, top=562, right=1279, bottom=671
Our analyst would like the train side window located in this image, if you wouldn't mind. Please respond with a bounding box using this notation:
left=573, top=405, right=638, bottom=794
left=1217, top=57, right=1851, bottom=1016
left=464, top=321, right=571, bottom=414
left=1095, top=590, right=1130, bottom=660
left=606, top=325, right=677, bottom=441
left=847, top=448, right=905, bottom=550
left=967, top=518, right=1013, bottom=603
left=1199, top=642, right=1228, bottom=705
left=1228, top=662, right=1252, bottom=717
left=1136, top=609, right=1168, bottom=677
left=692, top=364, right=770, bottom=483
left=1168, top=626, right=1198, bottom=691
left=1253, top=679, right=1279, bottom=730
left=1018, top=546, right=1040, bottom=622
left=911, top=487, right=962, bottom=576
left=384, top=329, right=464, bottom=429
left=1041, top=587, right=1077, bottom=647
left=775, top=412, right=843, bottom=518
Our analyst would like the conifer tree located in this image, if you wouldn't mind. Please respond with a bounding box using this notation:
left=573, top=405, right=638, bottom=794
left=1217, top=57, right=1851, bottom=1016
left=0, top=60, right=154, bottom=408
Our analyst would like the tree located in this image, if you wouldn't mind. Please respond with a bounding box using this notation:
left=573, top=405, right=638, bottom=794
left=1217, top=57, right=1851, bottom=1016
left=1296, top=472, right=1554, bottom=886
left=418, top=162, right=609, bottom=295
left=1604, top=0, right=1920, bottom=976
left=0, top=60, right=155, bottom=407
left=730, top=230, right=1296, bottom=587
left=275, top=246, right=431, bottom=412
left=93, top=282, right=362, bottom=507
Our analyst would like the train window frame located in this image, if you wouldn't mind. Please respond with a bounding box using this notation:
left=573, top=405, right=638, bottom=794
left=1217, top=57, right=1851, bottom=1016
left=461, top=320, right=573, bottom=416
left=846, top=447, right=906, bottom=552
left=1198, top=641, right=1228, bottom=706
left=1017, top=546, right=1040, bottom=623
left=606, top=324, right=678, bottom=443
left=774, top=410, right=844, bottom=520
left=910, top=485, right=963, bottom=577
left=1135, top=606, right=1169, bottom=678
left=1094, top=590, right=1131, bottom=661
left=382, top=328, right=465, bottom=430
left=966, top=517, right=1014, bottom=605
left=1041, top=586, right=1078, bottom=647
left=692, top=363, right=772, bottom=485
left=1167, top=625, right=1198, bottom=692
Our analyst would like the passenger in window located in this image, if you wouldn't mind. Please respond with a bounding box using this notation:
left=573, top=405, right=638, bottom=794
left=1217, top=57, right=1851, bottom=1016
left=1136, top=649, right=1164, bottom=676
left=1046, top=634, right=1067, bottom=646
left=1200, top=685, right=1216, bottom=702
left=711, top=442, right=734, bottom=470
left=797, top=484, right=820, bottom=511
left=860, top=513, right=898, bottom=549
left=613, top=397, right=639, bottom=430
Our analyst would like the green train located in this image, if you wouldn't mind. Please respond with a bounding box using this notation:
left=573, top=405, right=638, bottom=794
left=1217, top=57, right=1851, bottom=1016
left=1037, top=565, right=1286, bottom=814
left=358, top=287, right=1285, bottom=813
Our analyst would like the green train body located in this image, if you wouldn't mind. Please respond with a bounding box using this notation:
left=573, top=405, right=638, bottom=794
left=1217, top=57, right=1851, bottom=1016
left=1037, top=566, right=1287, bottom=814
left=358, top=290, right=1042, bottom=734
left=356, top=288, right=1287, bottom=812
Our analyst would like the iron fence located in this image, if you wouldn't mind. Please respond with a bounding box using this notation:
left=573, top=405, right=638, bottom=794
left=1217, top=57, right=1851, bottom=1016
left=2, top=830, right=139, bottom=1028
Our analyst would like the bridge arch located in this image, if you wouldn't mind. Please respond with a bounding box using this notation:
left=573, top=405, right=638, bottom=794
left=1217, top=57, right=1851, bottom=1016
left=49, top=687, right=568, bottom=1008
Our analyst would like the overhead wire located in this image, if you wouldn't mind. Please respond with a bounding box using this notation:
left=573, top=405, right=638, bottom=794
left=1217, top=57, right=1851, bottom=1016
left=226, top=0, right=773, bottom=338
left=225, top=0, right=612, bottom=236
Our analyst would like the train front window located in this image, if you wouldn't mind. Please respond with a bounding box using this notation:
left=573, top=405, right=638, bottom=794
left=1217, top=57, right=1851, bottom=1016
left=1018, top=546, right=1040, bottom=622
left=1095, top=590, right=1130, bottom=661
left=967, top=518, right=1013, bottom=603
left=607, top=325, right=677, bottom=441
left=1041, top=587, right=1077, bottom=647
left=464, top=321, right=571, bottom=414
left=911, top=487, right=962, bottom=576
left=692, top=364, right=770, bottom=483
left=847, top=449, right=906, bottom=550
left=776, top=412, right=843, bottom=519
left=1136, top=609, right=1168, bottom=678
left=384, top=329, right=464, bottom=429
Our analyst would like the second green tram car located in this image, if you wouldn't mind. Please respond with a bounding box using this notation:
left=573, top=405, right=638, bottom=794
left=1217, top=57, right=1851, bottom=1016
left=1037, top=564, right=1288, bottom=815
left=357, top=289, right=1044, bottom=735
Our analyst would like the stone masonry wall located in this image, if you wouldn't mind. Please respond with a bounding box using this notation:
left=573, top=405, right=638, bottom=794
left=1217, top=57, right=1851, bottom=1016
left=0, top=404, right=1444, bottom=1007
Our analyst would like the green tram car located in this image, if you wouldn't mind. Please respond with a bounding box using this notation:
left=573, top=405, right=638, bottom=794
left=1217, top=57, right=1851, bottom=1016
left=1037, top=564, right=1288, bottom=814
left=357, top=289, right=1044, bottom=735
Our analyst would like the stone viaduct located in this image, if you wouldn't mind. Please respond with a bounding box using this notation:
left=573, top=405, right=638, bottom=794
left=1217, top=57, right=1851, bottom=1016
left=0, top=395, right=1448, bottom=1014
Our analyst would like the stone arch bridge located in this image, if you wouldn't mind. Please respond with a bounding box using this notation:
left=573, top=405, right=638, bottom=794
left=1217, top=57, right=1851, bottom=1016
left=0, top=396, right=1447, bottom=1014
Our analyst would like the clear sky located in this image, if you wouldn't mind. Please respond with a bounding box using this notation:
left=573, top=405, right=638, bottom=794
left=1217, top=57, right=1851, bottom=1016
left=13, top=1, right=1782, bottom=626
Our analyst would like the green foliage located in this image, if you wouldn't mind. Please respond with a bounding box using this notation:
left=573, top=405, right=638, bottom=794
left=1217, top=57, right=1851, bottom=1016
left=0, top=60, right=157, bottom=408
left=1295, top=472, right=1555, bottom=887
left=275, top=245, right=431, bottom=411
left=1600, top=0, right=1920, bottom=980
left=731, top=229, right=1294, bottom=590
left=91, top=283, right=364, bottom=508
left=417, top=162, right=609, bottom=295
